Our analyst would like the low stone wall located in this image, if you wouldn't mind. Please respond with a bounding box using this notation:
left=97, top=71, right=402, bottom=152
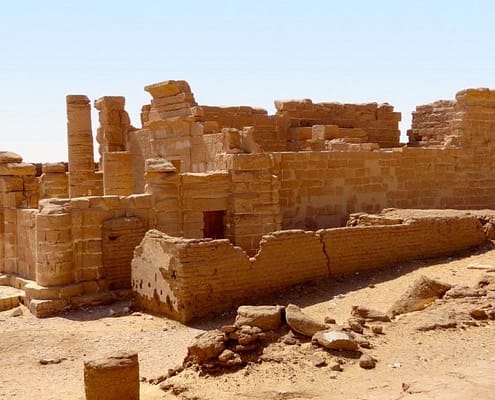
left=321, top=216, right=485, bottom=275
left=131, top=211, right=486, bottom=322
left=132, top=230, right=328, bottom=322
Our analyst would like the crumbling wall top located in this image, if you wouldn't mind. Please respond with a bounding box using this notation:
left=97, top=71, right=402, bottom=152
left=144, top=80, right=193, bottom=99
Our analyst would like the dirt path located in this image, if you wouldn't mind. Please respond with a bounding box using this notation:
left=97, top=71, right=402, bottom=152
left=1, top=245, right=495, bottom=400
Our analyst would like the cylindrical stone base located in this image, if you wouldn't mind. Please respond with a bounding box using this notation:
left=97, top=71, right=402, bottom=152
left=36, top=212, right=74, bottom=286
left=84, top=351, right=139, bottom=400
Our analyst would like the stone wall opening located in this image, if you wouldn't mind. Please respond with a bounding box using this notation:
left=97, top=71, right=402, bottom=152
left=203, top=210, right=225, bottom=239
left=102, top=217, right=145, bottom=290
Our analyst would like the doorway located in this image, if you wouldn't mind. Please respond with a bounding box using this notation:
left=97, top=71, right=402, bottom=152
left=203, top=210, right=225, bottom=239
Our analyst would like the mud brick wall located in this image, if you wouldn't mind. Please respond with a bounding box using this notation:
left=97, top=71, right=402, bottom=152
left=275, top=100, right=401, bottom=148
left=321, top=217, right=485, bottom=275
left=132, top=229, right=328, bottom=322
left=132, top=214, right=484, bottom=322
left=408, top=100, right=457, bottom=146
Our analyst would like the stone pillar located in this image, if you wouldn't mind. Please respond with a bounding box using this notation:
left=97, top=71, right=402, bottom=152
left=40, top=163, right=68, bottom=199
left=145, top=159, right=181, bottom=236
left=84, top=351, right=139, bottom=400
left=36, top=206, right=73, bottom=286
left=94, top=96, right=131, bottom=162
left=67, top=95, right=96, bottom=198
left=102, top=151, right=133, bottom=196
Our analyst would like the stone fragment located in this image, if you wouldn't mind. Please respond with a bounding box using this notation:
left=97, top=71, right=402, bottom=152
left=415, top=316, right=457, bottom=331
left=311, top=354, right=327, bottom=367
left=228, top=325, right=265, bottom=345
left=351, top=306, right=391, bottom=322
left=324, top=316, right=336, bottom=324
left=371, top=325, right=383, bottom=334
left=184, top=330, right=226, bottom=364
left=359, top=354, right=377, bottom=369
left=39, top=357, right=66, bottom=365
left=470, top=309, right=488, bottom=320
left=329, top=359, right=344, bottom=371
left=285, top=304, right=327, bottom=337
left=312, top=330, right=359, bottom=351
left=84, top=351, right=139, bottom=400
left=9, top=307, right=23, bottom=317
left=388, top=276, right=452, bottom=317
left=348, top=318, right=364, bottom=334
left=29, top=299, right=68, bottom=318
left=234, top=305, right=284, bottom=330
left=444, top=285, right=486, bottom=299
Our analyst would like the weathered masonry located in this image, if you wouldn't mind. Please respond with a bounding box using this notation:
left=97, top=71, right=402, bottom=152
left=1, top=80, right=495, bottom=318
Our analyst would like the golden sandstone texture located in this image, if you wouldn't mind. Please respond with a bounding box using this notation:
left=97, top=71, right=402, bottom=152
left=2, top=81, right=495, bottom=321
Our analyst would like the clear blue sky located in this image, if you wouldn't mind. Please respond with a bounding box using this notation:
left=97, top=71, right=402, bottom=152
left=1, top=1, right=495, bottom=162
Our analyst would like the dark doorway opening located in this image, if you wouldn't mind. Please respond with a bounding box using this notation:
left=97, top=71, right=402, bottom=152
left=203, top=210, right=225, bottom=239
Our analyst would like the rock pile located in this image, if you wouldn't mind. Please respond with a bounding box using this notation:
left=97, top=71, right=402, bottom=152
left=183, top=303, right=380, bottom=373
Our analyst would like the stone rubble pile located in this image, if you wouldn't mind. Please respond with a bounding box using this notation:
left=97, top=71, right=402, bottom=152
left=179, top=273, right=495, bottom=380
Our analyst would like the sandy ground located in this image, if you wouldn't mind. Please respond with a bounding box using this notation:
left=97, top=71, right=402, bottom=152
left=1, top=244, right=495, bottom=400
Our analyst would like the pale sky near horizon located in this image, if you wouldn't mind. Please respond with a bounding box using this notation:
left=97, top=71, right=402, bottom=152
left=1, top=1, right=494, bottom=162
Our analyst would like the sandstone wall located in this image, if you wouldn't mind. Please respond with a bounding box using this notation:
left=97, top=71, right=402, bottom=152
left=408, top=100, right=457, bottom=147
left=275, top=100, right=401, bottom=148
left=131, top=213, right=485, bottom=322
left=69, top=194, right=151, bottom=284
left=273, top=137, right=495, bottom=230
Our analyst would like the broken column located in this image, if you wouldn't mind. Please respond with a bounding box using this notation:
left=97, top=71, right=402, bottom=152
left=84, top=351, right=139, bottom=400
left=66, top=95, right=96, bottom=198
left=94, top=96, right=132, bottom=158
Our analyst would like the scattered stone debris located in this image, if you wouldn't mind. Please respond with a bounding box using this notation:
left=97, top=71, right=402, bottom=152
left=173, top=274, right=495, bottom=383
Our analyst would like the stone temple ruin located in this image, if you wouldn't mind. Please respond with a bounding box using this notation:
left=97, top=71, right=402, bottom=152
left=1, top=80, right=495, bottom=321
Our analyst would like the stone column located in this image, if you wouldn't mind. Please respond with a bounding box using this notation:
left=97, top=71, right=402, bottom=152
left=36, top=206, right=73, bottom=286
left=67, top=95, right=96, bottom=198
left=102, top=151, right=133, bottom=196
